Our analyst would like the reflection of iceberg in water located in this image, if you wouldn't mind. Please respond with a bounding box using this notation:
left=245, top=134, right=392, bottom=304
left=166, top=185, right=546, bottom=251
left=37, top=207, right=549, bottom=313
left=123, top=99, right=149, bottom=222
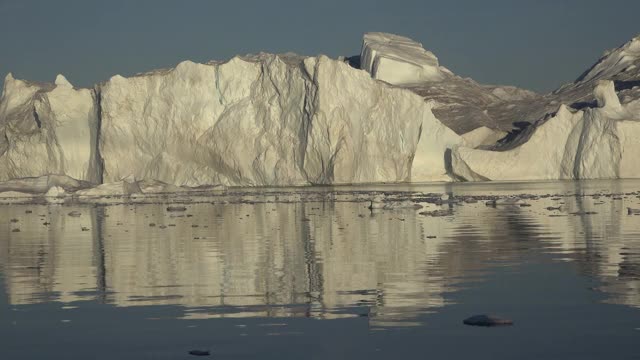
left=1, top=181, right=640, bottom=326
left=0, top=206, right=100, bottom=305
left=0, top=198, right=456, bottom=326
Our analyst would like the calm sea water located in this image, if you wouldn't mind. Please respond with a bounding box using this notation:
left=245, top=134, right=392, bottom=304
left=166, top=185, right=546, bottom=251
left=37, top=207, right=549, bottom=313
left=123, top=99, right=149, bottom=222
left=1, top=180, right=639, bottom=359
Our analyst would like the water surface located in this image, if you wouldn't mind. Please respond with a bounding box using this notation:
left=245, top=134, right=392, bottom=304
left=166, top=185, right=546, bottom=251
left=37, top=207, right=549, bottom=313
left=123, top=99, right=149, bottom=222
left=1, top=180, right=639, bottom=359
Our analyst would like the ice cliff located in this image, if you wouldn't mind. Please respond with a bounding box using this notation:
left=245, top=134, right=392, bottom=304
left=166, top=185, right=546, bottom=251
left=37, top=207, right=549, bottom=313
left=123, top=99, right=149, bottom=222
left=0, top=50, right=461, bottom=187
left=450, top=80, right=640, bottom=181
left=0, top=74, right=101, bottom=183
left=1, top=32, right=640, bottom=190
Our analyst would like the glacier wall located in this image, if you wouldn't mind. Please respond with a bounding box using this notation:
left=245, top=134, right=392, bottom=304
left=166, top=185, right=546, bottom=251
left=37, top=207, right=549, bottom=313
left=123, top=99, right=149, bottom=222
left=0, top=54, right=462, bottom=187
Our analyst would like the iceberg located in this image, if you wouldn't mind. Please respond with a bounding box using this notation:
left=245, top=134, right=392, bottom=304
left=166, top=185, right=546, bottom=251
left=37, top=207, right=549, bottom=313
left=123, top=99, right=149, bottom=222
left=1, top=32, right=640, bottom=190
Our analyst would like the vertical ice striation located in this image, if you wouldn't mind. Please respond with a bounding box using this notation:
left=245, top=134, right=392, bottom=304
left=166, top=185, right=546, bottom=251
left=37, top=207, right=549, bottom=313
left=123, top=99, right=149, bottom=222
left=0, top=73, right=101, bottom=183
left=2, top=32, right=640, bottom=188
left=97, top=54, right=461, bottom=186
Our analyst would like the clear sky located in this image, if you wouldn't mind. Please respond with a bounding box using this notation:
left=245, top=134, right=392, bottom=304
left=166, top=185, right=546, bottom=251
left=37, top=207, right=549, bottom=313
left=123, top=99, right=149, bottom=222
left=0, top=0, right=639, bottom=93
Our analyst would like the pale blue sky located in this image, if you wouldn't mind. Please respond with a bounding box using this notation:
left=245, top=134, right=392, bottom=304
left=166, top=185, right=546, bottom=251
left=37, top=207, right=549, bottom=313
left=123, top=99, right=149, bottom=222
left=0, top=0, right=638, bottom=93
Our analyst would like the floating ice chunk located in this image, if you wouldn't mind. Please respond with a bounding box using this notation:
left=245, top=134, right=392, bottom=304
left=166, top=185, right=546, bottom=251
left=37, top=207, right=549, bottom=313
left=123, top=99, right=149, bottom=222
left=45, top=186, right=66, bottom=197
left=0, top=175, right=90, bottom=194
left=0, top=191, right=32, bottom=198
left=75, top=179, right=142, bottom=197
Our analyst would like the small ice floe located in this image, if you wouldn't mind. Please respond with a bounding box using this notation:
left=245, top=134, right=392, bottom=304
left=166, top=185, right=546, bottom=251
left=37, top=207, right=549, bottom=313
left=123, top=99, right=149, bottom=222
left=45, top=186, right=67, bottom=203
left=75, top=176, right=142, bottom=198
left=368, top=195, right=422, bottom=210
left=463, top=314, right=513, bottom=327
left=419, top=209, right=452, bottom=217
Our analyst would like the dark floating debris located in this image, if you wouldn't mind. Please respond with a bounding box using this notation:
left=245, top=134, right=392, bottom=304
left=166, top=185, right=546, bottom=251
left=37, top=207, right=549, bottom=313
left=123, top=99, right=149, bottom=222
left=68, top=211, right=82, bottom=217
left=81, top=227, right=90, bottom=231
left=10, top=218, right=19, bottom=223
left=628, top=208, right=640, bottom=215
left=149, top=223, right=156, bottom=227
left=419, top=210, right=451, bottom=217
left=463, top=315, right=513, bottom=327
left=570, top=211, right=598, bottom=216
left=188, top=350, right=210, bottom=356
left=167, top=206, right=187, bottom=212
left=11, top=228, right=20, bottom=232
left=485, top=197, right=523, bottom=207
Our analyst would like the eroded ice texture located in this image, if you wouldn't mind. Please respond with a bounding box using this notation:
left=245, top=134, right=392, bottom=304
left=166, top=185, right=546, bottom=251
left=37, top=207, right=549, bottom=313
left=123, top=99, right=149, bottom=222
left=1, top=32, right=640, bottom=190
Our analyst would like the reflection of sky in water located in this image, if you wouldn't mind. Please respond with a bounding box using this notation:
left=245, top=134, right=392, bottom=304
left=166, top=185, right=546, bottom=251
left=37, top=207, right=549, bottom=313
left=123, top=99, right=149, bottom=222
left=1, top=180, right=640, bottom=331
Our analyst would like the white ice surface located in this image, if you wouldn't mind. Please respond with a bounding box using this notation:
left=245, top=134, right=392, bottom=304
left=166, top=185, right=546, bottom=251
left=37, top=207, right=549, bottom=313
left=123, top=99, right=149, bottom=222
left=2, top=32, right=640, bottom=189
left=451, top=81, right=640, bottom=181
left=0, top=74, right=100, bottom=182
left=99, top=54, right=461, bottom=186
left=360, top=32, right=446, bottom=85
left=461, top=126, right=508, bottom=148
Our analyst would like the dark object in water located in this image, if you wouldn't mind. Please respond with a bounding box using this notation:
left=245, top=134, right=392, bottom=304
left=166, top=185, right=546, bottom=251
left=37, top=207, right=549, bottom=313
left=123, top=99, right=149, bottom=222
left=167, top=206, right=188, bottom=212
left=419, top=209, right=451, bottom=217
left=628, top=207, right=640, bottom=215
left=189, top=350, right=210, bottom=356
left=463, top=315, right=513, bottom=327
left=68, top=211, right=82, bottom=217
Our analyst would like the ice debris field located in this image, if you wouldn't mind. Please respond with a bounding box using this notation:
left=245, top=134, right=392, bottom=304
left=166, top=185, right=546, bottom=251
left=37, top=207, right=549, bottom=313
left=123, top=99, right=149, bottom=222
left=1, top=32, right=640, bottom=199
